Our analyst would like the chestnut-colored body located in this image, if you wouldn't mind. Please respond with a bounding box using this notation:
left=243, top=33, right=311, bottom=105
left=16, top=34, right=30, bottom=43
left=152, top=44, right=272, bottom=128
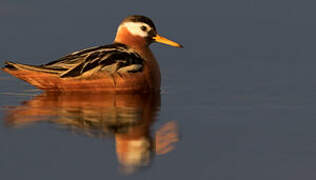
left=2, top=61, right=159, bottom=92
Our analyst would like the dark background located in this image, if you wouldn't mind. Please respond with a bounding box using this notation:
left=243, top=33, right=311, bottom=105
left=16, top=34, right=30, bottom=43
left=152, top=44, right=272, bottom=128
left=1, top=0, right=316, bottom=179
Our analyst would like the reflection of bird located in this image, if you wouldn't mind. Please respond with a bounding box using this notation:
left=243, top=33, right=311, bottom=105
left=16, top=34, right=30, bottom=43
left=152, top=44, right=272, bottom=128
left=2, top=15, right=183, bottom=92
left=4, top=92, right=178, bottom=173
left=5, top=93, right=161, bottom=136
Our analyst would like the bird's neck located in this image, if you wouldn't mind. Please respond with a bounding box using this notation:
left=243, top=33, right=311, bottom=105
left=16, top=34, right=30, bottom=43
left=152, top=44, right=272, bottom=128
left=114, top=27, right=151, bottom=58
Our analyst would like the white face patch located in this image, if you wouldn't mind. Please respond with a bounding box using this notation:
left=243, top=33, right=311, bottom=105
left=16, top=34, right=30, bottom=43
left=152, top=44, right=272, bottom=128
left=119, top=22, right=152, bottom=37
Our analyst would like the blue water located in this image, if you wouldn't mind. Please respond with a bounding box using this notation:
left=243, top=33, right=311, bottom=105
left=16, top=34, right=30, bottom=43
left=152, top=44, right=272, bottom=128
left=1, top=0, right=316, bottom=179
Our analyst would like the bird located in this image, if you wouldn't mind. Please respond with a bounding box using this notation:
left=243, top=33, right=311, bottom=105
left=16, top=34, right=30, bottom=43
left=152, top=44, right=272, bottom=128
left=2, top=15, right=183, bottom=92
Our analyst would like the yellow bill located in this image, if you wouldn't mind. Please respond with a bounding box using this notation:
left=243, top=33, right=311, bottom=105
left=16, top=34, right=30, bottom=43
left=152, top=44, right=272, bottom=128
left=153, top=34, right=183, bottom=48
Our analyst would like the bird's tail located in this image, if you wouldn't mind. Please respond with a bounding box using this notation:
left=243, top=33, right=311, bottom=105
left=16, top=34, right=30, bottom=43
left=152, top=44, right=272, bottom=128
left=3, top=61, right=62, bottom=74
left=2, top=61, right=62, bottom=90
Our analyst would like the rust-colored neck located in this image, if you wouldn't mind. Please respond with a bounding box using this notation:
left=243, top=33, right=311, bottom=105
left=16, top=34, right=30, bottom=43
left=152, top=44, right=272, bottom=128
left=114, top=27, right=148, bottom=53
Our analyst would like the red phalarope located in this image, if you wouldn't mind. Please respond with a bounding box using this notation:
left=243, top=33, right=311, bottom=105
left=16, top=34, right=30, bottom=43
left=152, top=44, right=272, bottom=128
left=2, top=15, right=183, bottom=92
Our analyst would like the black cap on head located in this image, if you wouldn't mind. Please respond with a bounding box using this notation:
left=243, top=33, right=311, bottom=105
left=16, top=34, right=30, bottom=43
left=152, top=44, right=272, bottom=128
left=122, top=15, right=156, bottom=31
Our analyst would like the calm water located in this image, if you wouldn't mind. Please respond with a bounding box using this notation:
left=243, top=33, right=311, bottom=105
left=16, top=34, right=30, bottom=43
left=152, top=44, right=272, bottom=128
left=1, top=0, right=316, bottom=179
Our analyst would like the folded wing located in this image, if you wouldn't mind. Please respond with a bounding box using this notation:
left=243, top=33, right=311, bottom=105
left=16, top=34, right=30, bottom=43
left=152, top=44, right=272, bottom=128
left=41, top=43, right=144, bottom=78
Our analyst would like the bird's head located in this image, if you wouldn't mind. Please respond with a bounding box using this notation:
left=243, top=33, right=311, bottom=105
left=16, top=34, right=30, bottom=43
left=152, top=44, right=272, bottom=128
left=115, top=15, right=183, bottom=48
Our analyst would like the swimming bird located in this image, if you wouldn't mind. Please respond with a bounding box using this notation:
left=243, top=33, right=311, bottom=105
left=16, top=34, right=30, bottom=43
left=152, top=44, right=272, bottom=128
left=2, top=15, right=183, bottom=92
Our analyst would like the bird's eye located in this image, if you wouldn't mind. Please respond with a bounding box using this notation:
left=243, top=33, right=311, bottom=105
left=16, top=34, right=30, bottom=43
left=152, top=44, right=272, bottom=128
left=140, top=26, right=147, bottom=31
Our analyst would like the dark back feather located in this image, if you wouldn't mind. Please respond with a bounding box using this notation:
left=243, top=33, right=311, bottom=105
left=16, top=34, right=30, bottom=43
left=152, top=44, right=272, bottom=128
left=43, top=43, right=144, bottom=78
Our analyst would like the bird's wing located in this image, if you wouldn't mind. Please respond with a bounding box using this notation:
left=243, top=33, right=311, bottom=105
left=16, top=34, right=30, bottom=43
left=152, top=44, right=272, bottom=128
left=43, top=43, right=144, bottom=78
